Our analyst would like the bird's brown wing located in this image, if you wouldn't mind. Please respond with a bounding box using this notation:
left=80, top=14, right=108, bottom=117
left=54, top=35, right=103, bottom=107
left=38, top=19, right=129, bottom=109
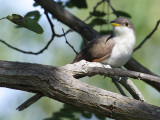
left=72, top=35, right=115, bottom=63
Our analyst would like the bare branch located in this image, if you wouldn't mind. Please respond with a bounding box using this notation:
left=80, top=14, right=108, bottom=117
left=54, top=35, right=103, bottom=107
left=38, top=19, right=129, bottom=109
left=106, top=0, right=119, bottom=17
left=125, top=58, right=160, bottom=92
left=66, top=61, right=160, bottom=89
left=118, top=77, right=145, bottom=101
left=62, top=28, right=78, bottom=55
left=134, top=19, right=160, bottom=52
left=55, top=29, right=73, bottom=37
left=112, top=76, right=145, bottom=101
left=112, top=78, right=127, bottom=96
left=0, top=60, right=160, bottom=120
left=84, top=0, right=105, bottom=22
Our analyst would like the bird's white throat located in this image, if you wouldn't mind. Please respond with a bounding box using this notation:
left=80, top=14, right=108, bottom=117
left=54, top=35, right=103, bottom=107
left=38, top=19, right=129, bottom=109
left=113, top=26, right=136, bottom=49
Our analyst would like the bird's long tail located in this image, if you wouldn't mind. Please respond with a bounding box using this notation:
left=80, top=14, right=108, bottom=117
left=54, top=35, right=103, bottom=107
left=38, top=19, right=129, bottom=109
left=16, top=94, right=43, bottom=111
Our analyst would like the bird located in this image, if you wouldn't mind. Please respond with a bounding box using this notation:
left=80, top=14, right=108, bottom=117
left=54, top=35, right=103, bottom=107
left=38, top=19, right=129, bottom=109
left=73, top=17, right=136, bottom=67
left=17, top=17, right=136, bottom=111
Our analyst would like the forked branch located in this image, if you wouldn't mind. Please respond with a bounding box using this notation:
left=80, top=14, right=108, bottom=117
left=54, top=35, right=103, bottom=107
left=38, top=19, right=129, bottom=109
left=0, top=60, right=159, bottom=120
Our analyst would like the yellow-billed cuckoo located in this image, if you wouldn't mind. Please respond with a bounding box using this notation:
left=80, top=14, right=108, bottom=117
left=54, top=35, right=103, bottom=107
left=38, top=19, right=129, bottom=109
left=17, top=17, right=136, bottom=111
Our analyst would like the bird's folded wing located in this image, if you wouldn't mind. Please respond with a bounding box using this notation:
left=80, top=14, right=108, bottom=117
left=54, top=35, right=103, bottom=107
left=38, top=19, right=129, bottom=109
left=73, top=35, right=115, bottom=63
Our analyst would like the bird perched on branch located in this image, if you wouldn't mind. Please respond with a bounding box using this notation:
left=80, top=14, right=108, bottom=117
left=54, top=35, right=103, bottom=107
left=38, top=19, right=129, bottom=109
left=17, top=17, right=136, bottom=111
left=73, top=17, right=136, bottom=67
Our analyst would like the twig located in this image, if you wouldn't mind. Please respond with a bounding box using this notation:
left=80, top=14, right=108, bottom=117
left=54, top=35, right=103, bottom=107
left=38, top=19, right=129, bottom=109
left=107, top=0, right=110, bottom=30
left=70, top=61, right=160, bottom=86
left=84, top=0, right=105, bottom=22
left=100, top=1, right=105, bottom=31
left=134, top=19, right=160, bottom=52
left=62, top=28, right=78, bottom=55
left=112, top=75, right=145, bottom=101
left=0, top=17, right=6, bottom=20
left=55, top=29, right=73, bottom=37
left=112, top=78, right=127, bottom=96
left=118, top=77, right=145, bottom=101
left=106, top=0, right=119, bottom=17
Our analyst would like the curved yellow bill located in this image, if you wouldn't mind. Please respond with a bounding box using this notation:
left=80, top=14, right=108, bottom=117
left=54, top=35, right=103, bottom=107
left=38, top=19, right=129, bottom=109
left=111, top=23, right=121, bottom=27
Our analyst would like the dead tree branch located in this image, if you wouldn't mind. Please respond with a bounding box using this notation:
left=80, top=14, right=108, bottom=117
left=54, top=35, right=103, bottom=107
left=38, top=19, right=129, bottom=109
left=118, top=77, right=145, bottom=101
left=62, top=28, right=78, bottom=55
left=0, top=60, right=160, bottom=120
left=125, top=58, right=160, bottom=92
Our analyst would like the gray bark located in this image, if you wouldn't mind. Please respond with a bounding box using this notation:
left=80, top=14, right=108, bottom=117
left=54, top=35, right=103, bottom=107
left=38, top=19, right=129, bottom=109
left=0, top=60, right=160, bottom=120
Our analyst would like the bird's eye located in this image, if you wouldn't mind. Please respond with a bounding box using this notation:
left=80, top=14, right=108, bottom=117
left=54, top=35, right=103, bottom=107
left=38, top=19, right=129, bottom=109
left=124, top=22, right=129, bottom=27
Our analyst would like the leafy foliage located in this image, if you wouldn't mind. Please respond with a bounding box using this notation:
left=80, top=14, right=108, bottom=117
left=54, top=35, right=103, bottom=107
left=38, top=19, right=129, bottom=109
left=66, top=0, right=88, bottom=9
left=45, top=104, right=106, bottom=120
left=33, top=2, right=39, bottom=7
left=6, top=14, right=43, bottom=34
left=89, top=18, right=108, bottom=27
left=91, top=11, right=106, bottom=17
left=116, top=10, right=131, bottom=18
left=24, top=10, right=41, bottom=22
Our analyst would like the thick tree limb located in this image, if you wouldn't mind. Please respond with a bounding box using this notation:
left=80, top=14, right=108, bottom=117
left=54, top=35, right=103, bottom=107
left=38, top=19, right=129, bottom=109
left=34, top=0, right=160, bottom=91
left=0, top=60, right=160, bottom=120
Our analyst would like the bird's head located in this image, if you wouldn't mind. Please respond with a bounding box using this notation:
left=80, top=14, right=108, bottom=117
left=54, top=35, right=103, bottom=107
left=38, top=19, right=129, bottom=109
left=110, top=17, right=135, bottom=37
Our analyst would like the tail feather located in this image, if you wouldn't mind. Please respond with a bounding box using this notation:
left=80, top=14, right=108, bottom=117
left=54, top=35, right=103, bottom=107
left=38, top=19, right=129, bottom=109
left=17, top=94, right=43, bottom=111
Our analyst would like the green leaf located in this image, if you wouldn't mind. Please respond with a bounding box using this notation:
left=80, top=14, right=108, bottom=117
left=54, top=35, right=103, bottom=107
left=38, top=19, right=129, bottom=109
left=24, top=11, right=41, bottom=22
left=33, top=2, right=39, bottom=7
left=45, top=104, right=81, bottom=120
left=95, top=114, right=106, bottom=120
left=89, top=18, right=108, bottom=27
left=116, top=10, right=131, bottom=18
left=57, top=1, right=63, bottom=6
left=82, top=111, right=92, bottom=118
left=66, top=1, right=74, bottom=8
left=66, top=0, right=87, bottom=9
left=6, top=14, right=43, bottom=34
left=91, top=11, right=106, bottom=17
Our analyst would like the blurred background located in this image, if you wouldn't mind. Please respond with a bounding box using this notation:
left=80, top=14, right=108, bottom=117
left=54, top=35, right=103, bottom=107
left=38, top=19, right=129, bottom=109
left=0, top=0, right=160, bottom=120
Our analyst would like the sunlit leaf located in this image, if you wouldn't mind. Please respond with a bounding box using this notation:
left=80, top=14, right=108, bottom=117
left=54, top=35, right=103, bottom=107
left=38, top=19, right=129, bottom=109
left=6, top=14, right=43, bottom=34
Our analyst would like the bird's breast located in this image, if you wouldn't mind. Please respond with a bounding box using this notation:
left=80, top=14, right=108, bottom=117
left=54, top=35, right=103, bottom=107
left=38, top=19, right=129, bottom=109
left=101, top=36, right=135, bottom=67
